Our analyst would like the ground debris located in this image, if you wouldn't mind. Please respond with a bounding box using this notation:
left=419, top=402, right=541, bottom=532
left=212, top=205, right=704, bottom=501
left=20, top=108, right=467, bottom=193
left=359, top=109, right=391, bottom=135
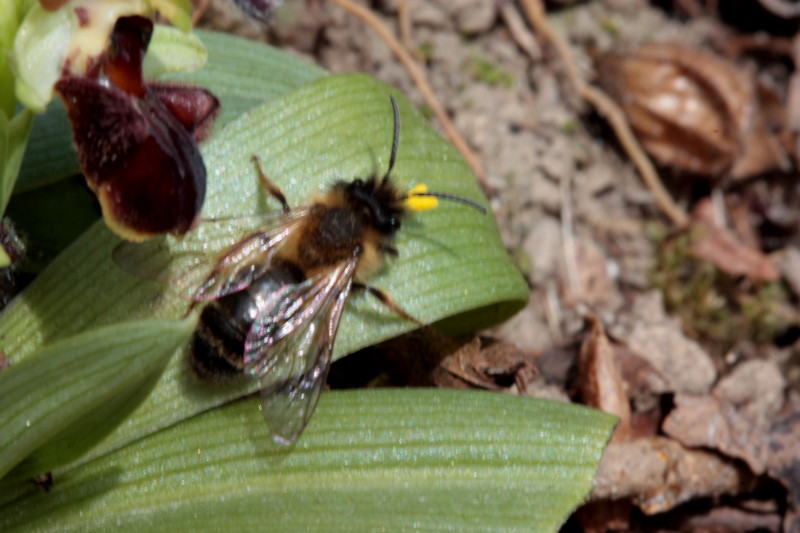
left=611, top=291, right=717, bottom=395
left=688, top=198, right=780, bottom=283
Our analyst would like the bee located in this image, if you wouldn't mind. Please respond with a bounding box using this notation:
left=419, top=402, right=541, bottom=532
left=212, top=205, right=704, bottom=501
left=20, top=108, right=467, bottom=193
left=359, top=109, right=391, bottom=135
left=114, top=97, right=485, bottom=446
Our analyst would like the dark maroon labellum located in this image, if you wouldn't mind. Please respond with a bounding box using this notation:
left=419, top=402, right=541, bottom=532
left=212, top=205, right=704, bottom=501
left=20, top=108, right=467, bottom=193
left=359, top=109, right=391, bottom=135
left=55, top=15, right=220, bottom=241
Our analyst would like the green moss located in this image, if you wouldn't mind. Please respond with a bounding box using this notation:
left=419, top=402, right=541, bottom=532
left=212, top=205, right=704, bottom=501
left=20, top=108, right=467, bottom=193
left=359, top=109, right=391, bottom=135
left=468, top=57, right=514, bottom=88
left=600, top=17, right=620, bottom=39
left=649, top=225, right=797, bottom=352
left=418, top=42, right=434, bottom=62
left=560, top=120, right=577, bottom=135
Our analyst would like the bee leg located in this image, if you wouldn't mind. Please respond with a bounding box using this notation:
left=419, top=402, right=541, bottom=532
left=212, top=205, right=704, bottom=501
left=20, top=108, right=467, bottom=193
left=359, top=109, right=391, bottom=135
left=251, top=155, right=291, bottom=213
left=353, top=283, right=424, bottom=326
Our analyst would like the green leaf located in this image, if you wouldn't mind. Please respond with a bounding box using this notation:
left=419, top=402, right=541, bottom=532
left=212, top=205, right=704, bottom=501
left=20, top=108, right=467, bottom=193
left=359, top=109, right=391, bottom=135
left=14, top=29, right=326, bottom=193
left=0, top=390, right=616, bottom=532
left=5, top=176, right=100, bottom=273
left=0, top=108, right=33, bottom=216
left=0, top=71, right=527, bottom=482
left=0, top=318, right=193, bottom=482
left=0, top=0, right=20, bottom=118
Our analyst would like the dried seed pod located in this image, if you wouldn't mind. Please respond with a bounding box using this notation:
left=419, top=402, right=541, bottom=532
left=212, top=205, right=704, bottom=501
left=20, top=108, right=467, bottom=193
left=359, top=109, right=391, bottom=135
left=55, top=15, right=219, bottom=241
left=596, top=42, right=788, bottom=180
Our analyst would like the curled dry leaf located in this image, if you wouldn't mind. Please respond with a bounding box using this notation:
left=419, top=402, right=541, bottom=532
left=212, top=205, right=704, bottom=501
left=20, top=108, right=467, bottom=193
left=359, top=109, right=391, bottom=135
left=55, top=15, right=219, bottom=242
left=578, top=316, right=631, bottom=443
left=435, top=336, right=538, bottom=393
left=596, top=42, right=788, bottom=180
left=688, top=197, right=780, bottom=282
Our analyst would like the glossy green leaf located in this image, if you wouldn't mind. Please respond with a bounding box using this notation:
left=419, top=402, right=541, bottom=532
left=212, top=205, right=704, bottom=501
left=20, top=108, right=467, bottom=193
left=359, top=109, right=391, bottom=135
left=0, top=108, right=33, bottom=228
left=0, top=318, right=193, bottom=481
left=0, top=390, right=616, bottom=532
left=5, top=176, right=98, bottom=272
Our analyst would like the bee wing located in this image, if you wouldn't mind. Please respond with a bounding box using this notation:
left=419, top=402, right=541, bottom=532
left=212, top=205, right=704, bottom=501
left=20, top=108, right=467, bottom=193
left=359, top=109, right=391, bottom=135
left=243, top=259, right=359, bottom=446
left=112, top=210, right=309, bottom=300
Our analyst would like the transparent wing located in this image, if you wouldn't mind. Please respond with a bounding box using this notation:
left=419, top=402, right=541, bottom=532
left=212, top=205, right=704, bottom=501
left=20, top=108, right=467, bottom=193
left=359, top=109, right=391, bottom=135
left=112, top=209, right=309, bottom=300
left=243, top=259, right=358, bottom=446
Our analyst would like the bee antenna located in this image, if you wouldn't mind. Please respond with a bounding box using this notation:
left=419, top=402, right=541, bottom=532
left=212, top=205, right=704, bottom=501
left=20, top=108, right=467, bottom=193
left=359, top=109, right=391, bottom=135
left=411, top=191, right=487, bottom=213
left=382, top=96, right=401, bottom=184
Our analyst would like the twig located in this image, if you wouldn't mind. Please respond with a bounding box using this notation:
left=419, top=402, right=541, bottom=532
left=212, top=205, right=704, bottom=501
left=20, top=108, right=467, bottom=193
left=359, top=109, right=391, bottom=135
left=396, top=0, right=423, bottom=62
left=518, top=0, right=689, bottom=227
left=325, top=0, right=489, bottom=192
left=498, top=1, right=541, bottom=61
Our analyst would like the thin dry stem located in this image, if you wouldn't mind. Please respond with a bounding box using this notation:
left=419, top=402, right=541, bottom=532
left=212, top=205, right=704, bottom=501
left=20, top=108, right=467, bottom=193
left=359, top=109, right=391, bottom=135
left=396, top=0, right=423, bottom=62
left=518, top=0, right=689, bottom=227
left=326, top=0, right=489, bottom=192
left=499, top=1, right=541, bottom=61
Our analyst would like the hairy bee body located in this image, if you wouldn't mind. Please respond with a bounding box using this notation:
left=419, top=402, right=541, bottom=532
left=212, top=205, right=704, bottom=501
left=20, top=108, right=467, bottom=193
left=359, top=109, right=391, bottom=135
left=191, top=263, right=303, bottom=380
left=190, top=176, right=405, bottom=381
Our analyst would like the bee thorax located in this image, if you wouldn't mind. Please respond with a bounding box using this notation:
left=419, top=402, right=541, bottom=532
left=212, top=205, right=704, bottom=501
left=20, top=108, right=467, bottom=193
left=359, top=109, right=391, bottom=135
left=298, top=205, right=363, bottom=269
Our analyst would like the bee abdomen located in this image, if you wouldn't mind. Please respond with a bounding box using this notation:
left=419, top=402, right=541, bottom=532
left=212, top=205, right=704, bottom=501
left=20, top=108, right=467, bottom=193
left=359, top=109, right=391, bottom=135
left=189, top=263, right=305, bottom=381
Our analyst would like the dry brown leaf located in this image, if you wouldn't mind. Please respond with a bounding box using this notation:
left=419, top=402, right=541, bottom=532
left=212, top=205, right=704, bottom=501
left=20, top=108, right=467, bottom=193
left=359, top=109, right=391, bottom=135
left=612, top=292, right=717, bottom=394
left=689, top=198, right=780, bottom=282
left=578, top=316, right=631, bottom=443
left=560, top=238, right=615, bottom=310
left=662, top=393, right=770, bottom=474
left=663, top=359, right=786, bottom=475
left=615, top=292, right=717, bottom=395
left=591, top=437, right=755, bottom=514
left=715, top=359, right=786, bottom=425
left=596, top=42, right=787, bottom=180
left=435, top=336, right=538, bottom=393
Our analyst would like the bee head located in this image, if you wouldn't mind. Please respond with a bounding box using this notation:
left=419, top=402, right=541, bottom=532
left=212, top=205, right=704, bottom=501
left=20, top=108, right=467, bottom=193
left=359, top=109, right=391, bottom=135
left=344, top=176, right=406, bottom=235
left=339, top=96, right=486, bottom=235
